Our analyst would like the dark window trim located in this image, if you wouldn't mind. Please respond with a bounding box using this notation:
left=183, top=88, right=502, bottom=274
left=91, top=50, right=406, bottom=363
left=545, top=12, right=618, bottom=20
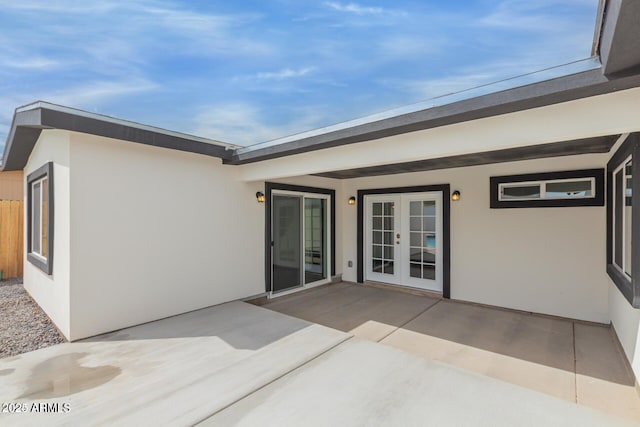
left=490, top=169, right=605, bottom=209
left=26, top=162, right=54, bottom=275
left=607, top=133, right=640, bottom=307
left=357, top=184, right=451, bottom=299
left=264, top=182, right=336, bottom=293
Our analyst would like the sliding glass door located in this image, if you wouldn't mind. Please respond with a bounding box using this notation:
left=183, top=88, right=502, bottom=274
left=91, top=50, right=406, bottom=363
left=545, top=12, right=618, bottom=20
left=272, top=195, right=303, bottom=293
left=305, top=198, right=327, bottom=284
left=272, top=192, right=330, bottom=294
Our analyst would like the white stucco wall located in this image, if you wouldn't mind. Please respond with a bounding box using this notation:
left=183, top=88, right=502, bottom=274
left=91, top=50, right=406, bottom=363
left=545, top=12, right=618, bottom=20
left=340, top=153, right=610, bottom=324
left=609, top=283, right=640, bottom=380
left=67, top=133, right=264, bottom=340
left=23, top=130, right=72, bottom=338
left=606, top=135, right=640, bottom=382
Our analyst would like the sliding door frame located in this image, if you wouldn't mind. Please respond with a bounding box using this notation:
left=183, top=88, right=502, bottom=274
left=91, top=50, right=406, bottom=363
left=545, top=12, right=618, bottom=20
left=265, top=182, right=336, bottom=293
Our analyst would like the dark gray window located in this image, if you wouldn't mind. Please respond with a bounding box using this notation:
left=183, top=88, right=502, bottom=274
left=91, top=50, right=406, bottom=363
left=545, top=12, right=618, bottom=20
left=27, top=163, right=54, bottom=275
left=607, top=133, right=640, bottom=307
left=490, top=169, right=604, bottom=208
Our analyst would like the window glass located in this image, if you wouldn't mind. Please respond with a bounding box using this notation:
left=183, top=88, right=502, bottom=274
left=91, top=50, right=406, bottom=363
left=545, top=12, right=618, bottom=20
left=501, top=185, right=540, bottom=200
left=615, top=169, right=624, bottom=269
left=41, top=178, right=48, bottom=257
left=545, top=180, right=592, bottom=198
left=32, top=181, right=41, bottom=255
left=625, top=160, right=632, bottom=277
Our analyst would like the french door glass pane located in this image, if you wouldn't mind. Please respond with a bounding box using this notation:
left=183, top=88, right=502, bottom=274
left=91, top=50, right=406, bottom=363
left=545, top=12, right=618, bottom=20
left=305, top=198, right=327, bottom=284
left=409, top=200, right=437, bottom=280
left=372, top=201, right=395, bottom=275
left=273, top=195, right=302, bottom=292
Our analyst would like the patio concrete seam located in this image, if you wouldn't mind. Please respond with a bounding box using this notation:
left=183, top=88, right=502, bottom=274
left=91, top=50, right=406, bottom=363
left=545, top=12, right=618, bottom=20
left=376, top=299, right=442, bottom=343
left=192, top=335, right=356, bottom=426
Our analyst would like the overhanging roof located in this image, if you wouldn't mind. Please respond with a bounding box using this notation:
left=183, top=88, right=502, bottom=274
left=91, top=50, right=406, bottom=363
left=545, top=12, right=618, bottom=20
left=1, top=102, right=239, bottom=171
left=228, top=65, right=640, bottom=165
left=315, top=135, right=620, bottom=179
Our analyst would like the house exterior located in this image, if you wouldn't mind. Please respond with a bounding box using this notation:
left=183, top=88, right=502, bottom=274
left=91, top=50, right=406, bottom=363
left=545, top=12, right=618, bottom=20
left=2, top=0, right=640, bottom=388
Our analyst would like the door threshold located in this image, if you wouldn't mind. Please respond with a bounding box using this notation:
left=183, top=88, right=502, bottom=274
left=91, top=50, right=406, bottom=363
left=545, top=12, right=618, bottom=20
left=268, top=278, right=338, bottom=299
left=362, top=281, right=443, bottom=299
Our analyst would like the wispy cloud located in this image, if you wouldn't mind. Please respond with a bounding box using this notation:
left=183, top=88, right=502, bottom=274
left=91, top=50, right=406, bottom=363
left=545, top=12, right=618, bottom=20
left=0, top=0, right=599, bottom=150
left=255, top=67, right=315, bottom=80
left=191, top=102, right=332, bottom=146
left=2, top=56, right=63, bottom=71
left=325, top=2, right=384, bottom=15
left=48, top=78, right=160, bottom=106
left=378, top=36, right=447, bottom=57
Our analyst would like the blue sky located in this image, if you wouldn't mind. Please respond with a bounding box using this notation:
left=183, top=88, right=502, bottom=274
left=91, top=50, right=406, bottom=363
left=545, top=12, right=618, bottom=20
left=0, top=0, right=598, bottom=149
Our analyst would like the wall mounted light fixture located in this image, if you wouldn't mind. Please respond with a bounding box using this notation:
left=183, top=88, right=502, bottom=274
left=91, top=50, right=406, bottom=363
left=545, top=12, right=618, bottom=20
left=256, top=192, right=265, bottom=203
left=348, top=196, right=356, bottom=205
left=451, top=190, right=461, bottom=201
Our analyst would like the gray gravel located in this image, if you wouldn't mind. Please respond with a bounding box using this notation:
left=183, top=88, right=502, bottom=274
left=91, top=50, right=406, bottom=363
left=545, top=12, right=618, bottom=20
left=0, top=278, right=66, bottom=358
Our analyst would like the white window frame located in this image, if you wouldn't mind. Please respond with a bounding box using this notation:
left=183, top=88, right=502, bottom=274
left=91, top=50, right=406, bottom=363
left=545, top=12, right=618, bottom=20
left=613, top=155, right=632, bottom=277
left=27, top=162, right=54, bottom=275
left=30, top=177, right=48, bottom=260
left=498, top=177, right=596, bottom=202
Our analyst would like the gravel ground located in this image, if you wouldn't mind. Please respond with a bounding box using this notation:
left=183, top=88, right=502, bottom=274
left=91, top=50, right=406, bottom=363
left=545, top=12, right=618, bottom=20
left=0, top=278, right=66, bottom=358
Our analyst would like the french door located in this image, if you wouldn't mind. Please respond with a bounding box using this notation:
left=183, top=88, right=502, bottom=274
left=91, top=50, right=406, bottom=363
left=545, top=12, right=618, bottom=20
left=272, top=191, right=331, bottom=294
left=364, top=192, right=443, bottom=292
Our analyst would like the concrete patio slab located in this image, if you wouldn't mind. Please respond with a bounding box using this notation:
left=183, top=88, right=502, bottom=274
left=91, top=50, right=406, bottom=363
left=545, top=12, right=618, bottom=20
left=262, top=282, right=640, bottom=421
left=263, top=282, right=439, bottom=341
left=200, top=338, right=633, bottom=427
left=0, top=301, right=350, bottom=426
left=381, top=300, right=577, bottom=402
left=575, top=323, right=640, bottom=421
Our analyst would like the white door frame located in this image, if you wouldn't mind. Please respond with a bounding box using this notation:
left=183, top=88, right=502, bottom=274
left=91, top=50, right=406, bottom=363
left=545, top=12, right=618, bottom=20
left=364, top=191, right=444, bottom=293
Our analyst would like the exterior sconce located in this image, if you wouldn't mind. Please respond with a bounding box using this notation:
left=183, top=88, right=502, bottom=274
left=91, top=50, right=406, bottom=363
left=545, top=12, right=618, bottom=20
left=348, top=196, right=356, bottom=205
left=256, top=192, right=265, bottom=203
left=451, top=190, right=461, bottom=202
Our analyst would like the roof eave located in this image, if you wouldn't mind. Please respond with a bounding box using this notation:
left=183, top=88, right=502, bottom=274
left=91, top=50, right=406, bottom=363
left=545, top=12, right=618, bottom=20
left=228, top=67, right=640, bottom=165
left=1, top=105, right=234, bottom=171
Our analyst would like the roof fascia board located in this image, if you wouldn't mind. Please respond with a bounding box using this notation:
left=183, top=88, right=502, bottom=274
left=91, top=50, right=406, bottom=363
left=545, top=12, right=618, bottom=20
left=227, top=68, right=640, bottom=165
left=314, top=135, right=619, bottom=179
left=39, top=108, right=232, bottom=160
left=1, top=106, right=233, bottom=171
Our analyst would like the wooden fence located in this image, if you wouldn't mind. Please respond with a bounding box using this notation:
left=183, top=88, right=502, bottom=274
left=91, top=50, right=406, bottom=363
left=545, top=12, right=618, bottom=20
left=0, top=200, right=23, bottom=279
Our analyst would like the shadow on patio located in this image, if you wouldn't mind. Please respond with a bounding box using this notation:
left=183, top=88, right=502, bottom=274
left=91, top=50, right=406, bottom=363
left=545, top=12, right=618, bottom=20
left=260, top=281, right=640, bottom=421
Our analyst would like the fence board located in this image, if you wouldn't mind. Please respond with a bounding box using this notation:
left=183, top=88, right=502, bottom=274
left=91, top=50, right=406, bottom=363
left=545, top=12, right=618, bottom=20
left=0, top=200, right=24, bottom=279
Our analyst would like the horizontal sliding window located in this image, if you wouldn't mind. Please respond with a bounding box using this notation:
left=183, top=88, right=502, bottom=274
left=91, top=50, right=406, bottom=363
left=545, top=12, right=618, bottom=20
left=498, top=178, right=594, bottom=202
left=491, top=169, right=604, bottom=209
